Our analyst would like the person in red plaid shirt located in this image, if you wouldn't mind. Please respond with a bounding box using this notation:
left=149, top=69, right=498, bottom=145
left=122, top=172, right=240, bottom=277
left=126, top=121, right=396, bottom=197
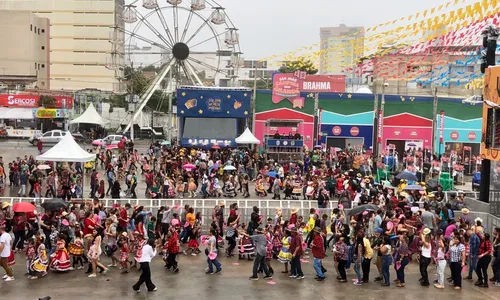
left=311, top=227, right=326, bottom=281
left=164, top=228, right=180, bottom=273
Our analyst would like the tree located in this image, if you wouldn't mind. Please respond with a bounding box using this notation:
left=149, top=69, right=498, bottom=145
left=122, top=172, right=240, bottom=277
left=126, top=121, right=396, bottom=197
left=243, top=79, right=273, bottom=90
left=278, top=58, right=318, bottom=75
left=124, top=69, right=169, bottom=113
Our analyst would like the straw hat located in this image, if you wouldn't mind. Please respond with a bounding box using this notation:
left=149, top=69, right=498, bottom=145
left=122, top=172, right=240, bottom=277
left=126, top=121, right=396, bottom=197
left=356, top=173, right=362, bottom=177
left=400, top=192, right=409, bottom=198
left=427, top=193, right=435, bottom=198
left=121, top=232, right=128, bottom=237
left=291, top=208, right=299, bottom=214
left=461, top=208, right=470, bottom=214
left=423, top=228, right=431, bottom=235
left=1, top=202, right=10, bottom=209
left=219, top=201, right=225, bottom=207
left=61, top=211, right=68, bottom=217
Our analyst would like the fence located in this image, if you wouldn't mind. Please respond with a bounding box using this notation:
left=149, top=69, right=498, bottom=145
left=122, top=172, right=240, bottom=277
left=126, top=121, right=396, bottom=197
left=2, top=190, right=497, bottom=229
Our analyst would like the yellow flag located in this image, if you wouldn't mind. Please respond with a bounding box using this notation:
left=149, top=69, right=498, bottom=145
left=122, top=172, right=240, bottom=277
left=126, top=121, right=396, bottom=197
left=431, top=7, right=435, bottom=14
left=454, top=0, right=459, bottom=4
left=423, top=10, right=428, bottom=17
left=438, top=4, right=444, bottom=10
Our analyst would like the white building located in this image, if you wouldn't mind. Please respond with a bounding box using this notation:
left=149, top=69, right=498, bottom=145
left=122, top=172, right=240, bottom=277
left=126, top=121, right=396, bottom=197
left=0, top=0, right=125, bottom=92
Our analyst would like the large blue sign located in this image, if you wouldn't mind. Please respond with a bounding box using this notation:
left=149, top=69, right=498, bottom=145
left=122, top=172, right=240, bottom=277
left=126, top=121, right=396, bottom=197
left=266, top=139, right=304, bottom=147
left=180, top=138, right=237, bottom=148
left=177, top=87, right=251, bottom=118
left=319, top=124, right=373, bottom=148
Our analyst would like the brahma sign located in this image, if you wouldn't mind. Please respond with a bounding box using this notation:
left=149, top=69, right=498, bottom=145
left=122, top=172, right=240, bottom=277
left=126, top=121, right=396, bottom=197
left=0, top=94, right=73, bottom=109
left=272, top=72, right=345, bottom=108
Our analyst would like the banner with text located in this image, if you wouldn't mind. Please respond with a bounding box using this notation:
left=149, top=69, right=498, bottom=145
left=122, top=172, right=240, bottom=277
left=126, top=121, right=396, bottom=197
left=272, top=72, right=345, bottom=108
left=0, top=94, right=73, bottom=109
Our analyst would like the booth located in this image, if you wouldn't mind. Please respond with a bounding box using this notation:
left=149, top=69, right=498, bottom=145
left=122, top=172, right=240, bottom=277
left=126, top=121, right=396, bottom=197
left=177, top=86, right=251, bottom=148
left=319, top=111, right=374, bottom=150
left=383, top=113, right=433, bottom=154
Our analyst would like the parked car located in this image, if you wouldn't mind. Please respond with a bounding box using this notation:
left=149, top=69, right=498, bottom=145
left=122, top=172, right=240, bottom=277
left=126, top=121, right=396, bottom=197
left=92, top=135, right=126, bottom=147
left=29, top=130, right=72, bottom=145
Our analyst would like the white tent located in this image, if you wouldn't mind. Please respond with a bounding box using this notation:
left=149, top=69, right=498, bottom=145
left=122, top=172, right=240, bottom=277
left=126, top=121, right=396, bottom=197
left=70, top=103, right=106, bottom=125
left=36, top=132, right=96, bottom=162
left=235, top=128, right=260, bottom=144
left=356, top=87, right=373, bottom=94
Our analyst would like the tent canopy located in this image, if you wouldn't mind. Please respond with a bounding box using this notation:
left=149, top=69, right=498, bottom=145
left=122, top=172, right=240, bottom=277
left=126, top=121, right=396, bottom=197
left=235, top=128, right=260, bottom=144
left=36, top=132, right=96, bottom=162
left=70, top=103, right=106, bottom=125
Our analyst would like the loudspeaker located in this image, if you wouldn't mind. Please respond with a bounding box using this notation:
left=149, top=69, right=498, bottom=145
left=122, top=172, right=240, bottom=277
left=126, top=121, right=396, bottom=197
left=480, top=158, right=491, bottom=203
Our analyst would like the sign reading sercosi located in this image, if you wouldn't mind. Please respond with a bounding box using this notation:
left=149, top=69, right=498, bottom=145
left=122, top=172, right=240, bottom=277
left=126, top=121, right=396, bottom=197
left=0, top=94, right=73, bottom=108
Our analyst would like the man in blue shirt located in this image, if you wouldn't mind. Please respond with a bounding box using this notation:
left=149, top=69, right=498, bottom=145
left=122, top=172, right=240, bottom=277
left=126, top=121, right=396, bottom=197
left=17, top=170, right=29, bottom=197
left=466, top=228, right=480, bottom=280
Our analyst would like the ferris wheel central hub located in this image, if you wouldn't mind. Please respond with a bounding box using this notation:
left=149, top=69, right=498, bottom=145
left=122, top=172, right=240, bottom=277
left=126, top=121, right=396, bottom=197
left=172, top=42, right=190, bottom=61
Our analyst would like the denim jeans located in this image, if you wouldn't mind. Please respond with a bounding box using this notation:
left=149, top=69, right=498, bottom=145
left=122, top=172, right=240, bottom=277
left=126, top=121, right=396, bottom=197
left=207, top=256, right=221, bottom=273
left=381, top=255, right=392, bottom=284
left=436, top=259, right=447, bottom=285
left=253, top=253, right=270, bottom=277
left=395, top=256, right=410, bottom=283
left=313, top=258, right=324, bottom=278
left=468, top=253, right=478, bottom=278
left=290, top=255, right=303, bottom=277
left=354, top=261, right=362, bottom=281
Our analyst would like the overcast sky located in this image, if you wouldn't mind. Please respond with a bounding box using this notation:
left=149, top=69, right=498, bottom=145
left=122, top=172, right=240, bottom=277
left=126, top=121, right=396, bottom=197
left=220, top=0, right=458, bottom=59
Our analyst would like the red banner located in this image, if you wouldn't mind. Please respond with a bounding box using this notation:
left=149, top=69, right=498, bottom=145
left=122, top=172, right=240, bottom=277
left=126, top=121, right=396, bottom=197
left=272, top=73, right=345, bottom=108
left=439, top=110, right=445, bottom=143
left=377, top=110, right=383, bottom=142
left=0, top=94, right=73, bottom=108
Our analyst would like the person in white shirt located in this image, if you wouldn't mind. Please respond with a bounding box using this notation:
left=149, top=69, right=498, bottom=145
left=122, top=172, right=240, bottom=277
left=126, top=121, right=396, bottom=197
left=0, top=224, right=14, bottom=281
left=132, top=239, right=158, bottom=292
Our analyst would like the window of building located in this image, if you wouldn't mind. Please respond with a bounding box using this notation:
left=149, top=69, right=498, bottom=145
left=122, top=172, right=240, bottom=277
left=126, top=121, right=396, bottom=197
left=30, top=24, right=32, bottom=31
left=41, top=46, right=45, bottom=50
left=34, top=26, right=37, bottom=33
left=41, top=64, right=45, bottom=68
left=38, top=28, right=40, bottom=35
left=41, top=29, right=45, bottom=33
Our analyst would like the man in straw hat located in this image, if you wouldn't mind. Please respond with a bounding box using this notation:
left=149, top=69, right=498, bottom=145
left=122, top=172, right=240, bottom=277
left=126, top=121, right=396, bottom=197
left=311, top=227, right=326, bottom=281
left=289, top=227, right=305, bottom=279
left=239, top=227, right=273, bottom=281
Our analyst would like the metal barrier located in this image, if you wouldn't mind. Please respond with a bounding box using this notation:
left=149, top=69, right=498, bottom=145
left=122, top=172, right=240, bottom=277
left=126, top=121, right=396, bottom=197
left=2, top=195, right=497, bottom=229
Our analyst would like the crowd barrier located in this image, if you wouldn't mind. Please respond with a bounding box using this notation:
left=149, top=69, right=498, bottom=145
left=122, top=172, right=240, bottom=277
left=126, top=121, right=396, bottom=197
left=1, top=190, right=494, bottom=229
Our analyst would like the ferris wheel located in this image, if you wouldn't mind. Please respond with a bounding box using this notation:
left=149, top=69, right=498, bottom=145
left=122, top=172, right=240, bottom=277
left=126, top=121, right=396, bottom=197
left=114, top=0, right=242, bottom=88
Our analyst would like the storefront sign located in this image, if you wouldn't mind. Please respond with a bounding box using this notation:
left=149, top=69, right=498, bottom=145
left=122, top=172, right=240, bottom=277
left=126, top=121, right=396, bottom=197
left=350, top=126, right=359, bottom=136
left=33, top=108, right=68, bottom=119
left=6, top=129, right=41, bottom=138
left=468, top=132, right=477, bottom=141
left=332, top=126, right=342, bottom=135
left=272, top=73, right=345, bottom=108
left=266, top=139, right=304, bottom=148
left=450, top=131, right=459, bottom=140
left=0, top=94, right=73, bottom=108
left=439, top=111, right=445, bottom=143
left=377, top=110, right=383, bottom=142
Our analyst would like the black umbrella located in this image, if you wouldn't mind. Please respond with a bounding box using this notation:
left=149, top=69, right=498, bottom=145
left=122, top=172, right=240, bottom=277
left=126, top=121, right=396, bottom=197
left=396, top=171, right=418, bottom=181
left=40, top=199, right=69, bottom=211
left=348, top=204, right=379, bottom=216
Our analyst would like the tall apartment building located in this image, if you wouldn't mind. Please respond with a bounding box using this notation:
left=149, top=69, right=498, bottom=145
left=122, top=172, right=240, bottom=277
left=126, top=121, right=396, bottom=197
left=0, top=0, right=125, bottom=92
left=319, top=24, right=364, bottom=77
left=0, top=11, right=50, bottom=89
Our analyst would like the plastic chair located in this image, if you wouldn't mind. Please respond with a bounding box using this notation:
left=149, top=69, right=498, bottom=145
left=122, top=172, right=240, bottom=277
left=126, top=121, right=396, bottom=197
left=439, top=172, right=454, bottom=191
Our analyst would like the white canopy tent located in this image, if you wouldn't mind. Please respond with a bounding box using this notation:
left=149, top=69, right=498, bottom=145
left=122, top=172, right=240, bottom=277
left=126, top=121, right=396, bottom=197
left=235, top=128, right=260, bottom=144
left=356, top=87, right=373, bottom=94
left=36, top=132, right=96, bottom=162
left=70, top=103, right=106, bottom=125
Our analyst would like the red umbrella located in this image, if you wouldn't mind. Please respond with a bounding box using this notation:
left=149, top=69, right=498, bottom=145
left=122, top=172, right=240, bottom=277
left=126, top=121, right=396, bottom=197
left=12, top=202, right=36, bottom=213
left=105, top=144, right=118, bottom=150
left=211, top=145, right=220, bottom=149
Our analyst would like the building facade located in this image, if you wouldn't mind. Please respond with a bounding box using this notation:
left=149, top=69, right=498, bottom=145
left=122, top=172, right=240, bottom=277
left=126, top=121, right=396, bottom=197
left=0, top=0, right=125, bottom=92
left=0, top=11, right=50, bottom=89
left=319, top=24, right=364, bottom=77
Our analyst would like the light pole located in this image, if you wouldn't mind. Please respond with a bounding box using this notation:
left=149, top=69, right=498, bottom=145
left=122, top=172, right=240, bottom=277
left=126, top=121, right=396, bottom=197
left=378, top=81, right=388, bottom=155
left=125, top=94, right=139, bottom=140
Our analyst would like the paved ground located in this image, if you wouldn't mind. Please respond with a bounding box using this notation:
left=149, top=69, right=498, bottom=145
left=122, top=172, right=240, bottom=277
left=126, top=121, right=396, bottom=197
left=1, top=251, right=498, bottom=300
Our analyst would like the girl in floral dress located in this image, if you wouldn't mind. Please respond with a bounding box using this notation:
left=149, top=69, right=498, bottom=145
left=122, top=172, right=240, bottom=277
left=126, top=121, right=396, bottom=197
left=26, top=239, right=36, bottom=279
left=49, top=234, right=71, bottom=271
left=272, top=225, right=283, bottom=258
left=29, top=236, right=48, bottom=279
left=69, top=231, right=85, bottom=269
left=118, top=232, right=129, bottom=273
left=278, top=229, right=292, bottom=273
left=239, top=223, right=254, bottom=260
left=264, top=226, right=275, bottom=275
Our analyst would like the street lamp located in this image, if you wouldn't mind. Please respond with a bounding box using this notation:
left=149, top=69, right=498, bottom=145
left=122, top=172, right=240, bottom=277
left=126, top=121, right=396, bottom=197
left=125, top=93, right=139, bottom=140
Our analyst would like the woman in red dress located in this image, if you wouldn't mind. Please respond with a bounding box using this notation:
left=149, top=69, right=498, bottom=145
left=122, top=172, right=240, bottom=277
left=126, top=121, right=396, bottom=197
left=50, top=234, right=71, bottom=271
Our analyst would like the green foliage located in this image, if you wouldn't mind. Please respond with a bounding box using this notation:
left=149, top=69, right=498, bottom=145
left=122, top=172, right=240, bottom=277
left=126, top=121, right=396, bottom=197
left=278, top=58, right=318, bottom=75
left=243, top=80, right=273, bottom=90
left=124, top=68, right=169, bottom=113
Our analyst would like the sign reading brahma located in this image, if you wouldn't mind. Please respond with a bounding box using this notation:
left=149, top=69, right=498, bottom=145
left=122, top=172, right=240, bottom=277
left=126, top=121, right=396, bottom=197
left=272, top=72, right=345, bottom=108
